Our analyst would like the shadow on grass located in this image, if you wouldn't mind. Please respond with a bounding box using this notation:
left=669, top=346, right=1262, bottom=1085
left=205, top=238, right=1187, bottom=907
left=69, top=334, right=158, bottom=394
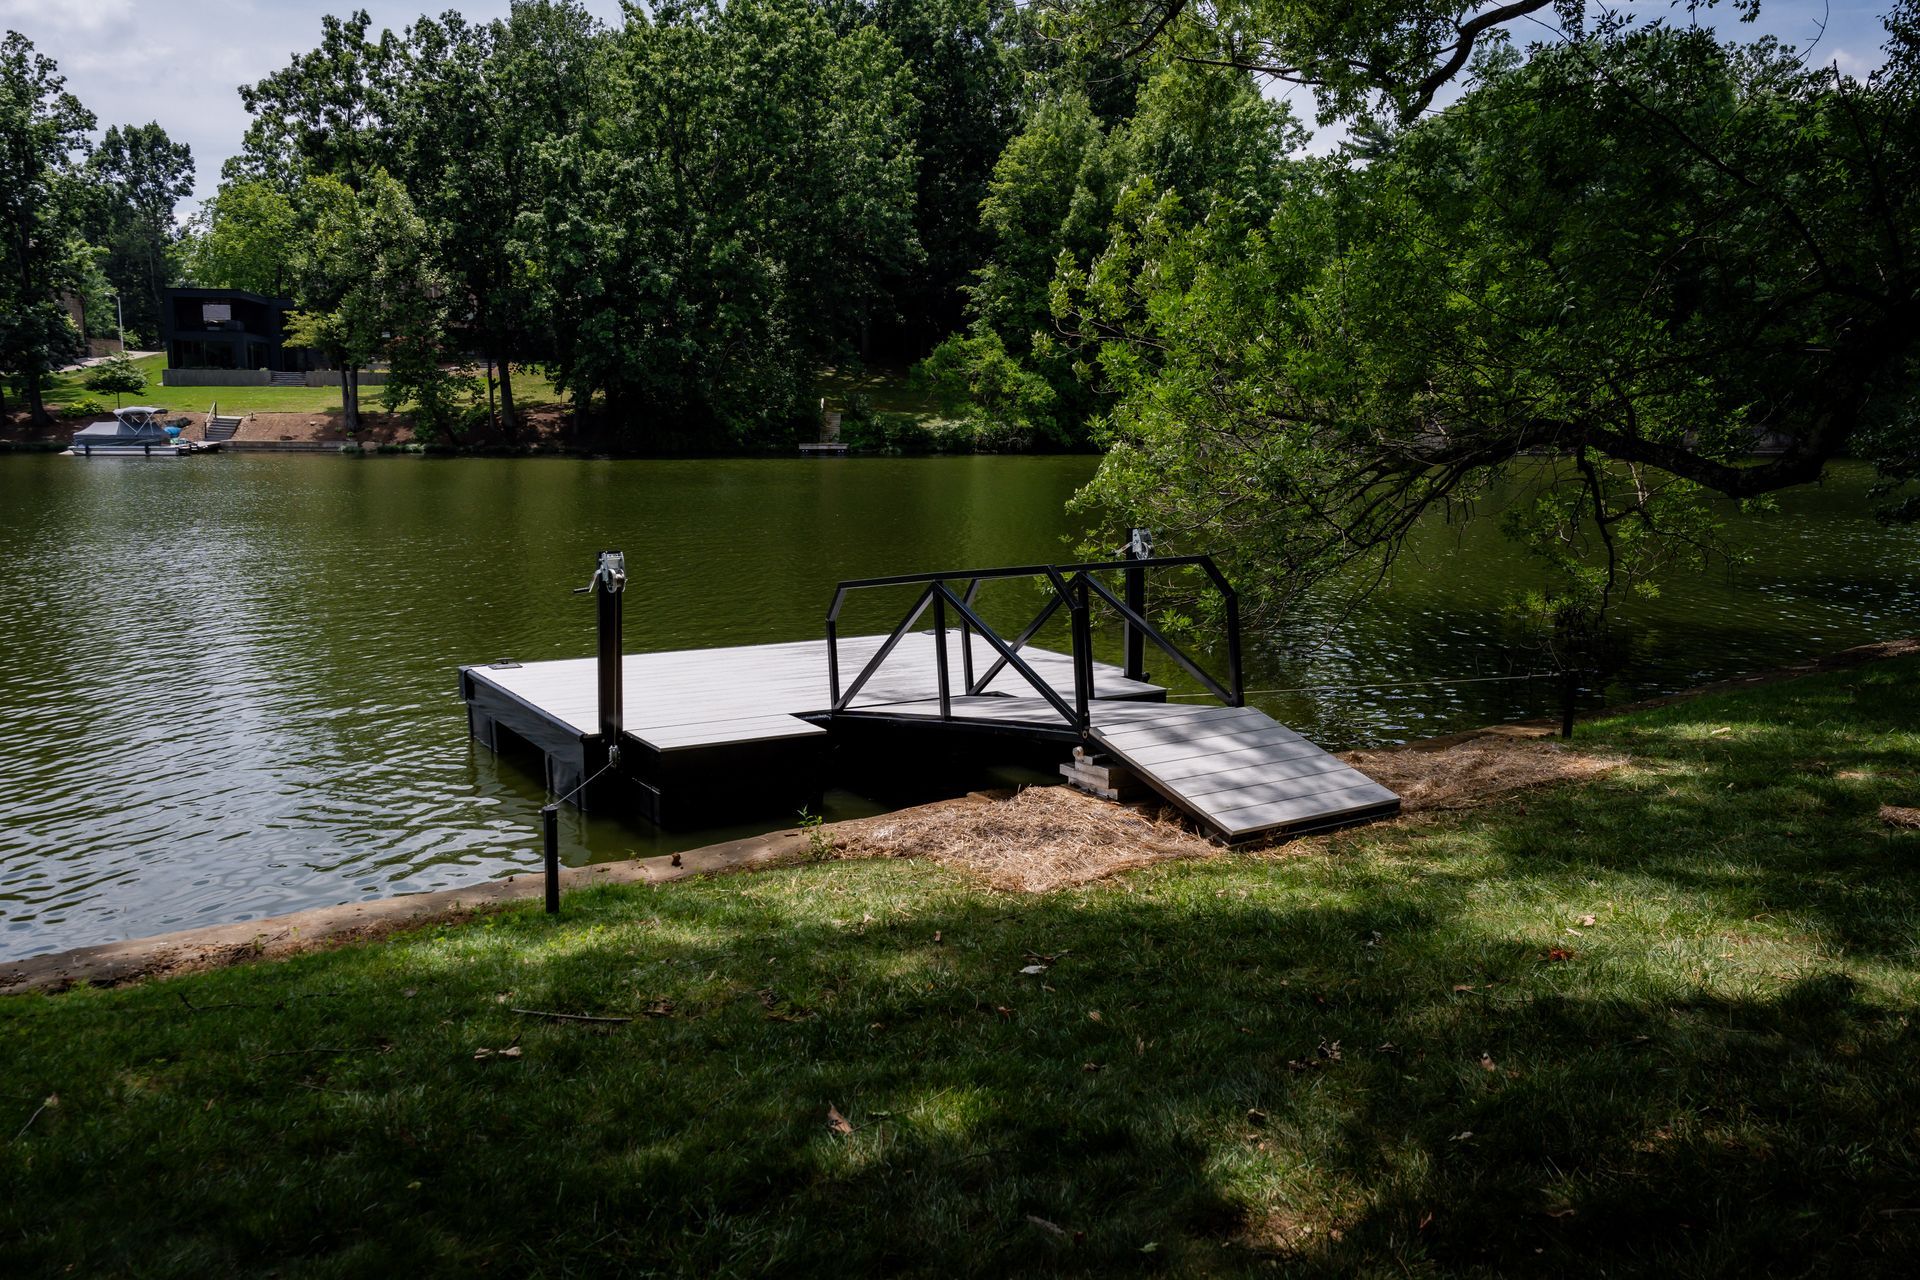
left=4, top=662, right=1920, bottom=1276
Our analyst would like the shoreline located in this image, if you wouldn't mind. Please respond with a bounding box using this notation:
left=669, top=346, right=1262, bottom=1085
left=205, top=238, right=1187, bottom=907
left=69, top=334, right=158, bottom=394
left=6, top=633, right=1912, bottom=996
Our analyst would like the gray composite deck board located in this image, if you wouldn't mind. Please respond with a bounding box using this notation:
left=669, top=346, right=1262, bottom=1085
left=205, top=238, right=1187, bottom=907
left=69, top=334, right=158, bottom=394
left=1087, top=704, right=1396, bottom=840
left=466, top=633, right=1157, bottom=751
left=462, top=633, right=1398, bottom=840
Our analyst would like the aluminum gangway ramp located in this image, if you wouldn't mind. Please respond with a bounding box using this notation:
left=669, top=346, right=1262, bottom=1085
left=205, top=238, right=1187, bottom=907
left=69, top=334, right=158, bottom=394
left=1083, top=702, right=1398, bottom=843
left=846, top=694, right=1399, bottom=843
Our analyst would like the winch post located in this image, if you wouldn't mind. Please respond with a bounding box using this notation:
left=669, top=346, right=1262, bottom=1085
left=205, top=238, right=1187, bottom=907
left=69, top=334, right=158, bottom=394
left=580, top=550, right=627, bottom=754
left=1122, top=528, right=1151, bottom=682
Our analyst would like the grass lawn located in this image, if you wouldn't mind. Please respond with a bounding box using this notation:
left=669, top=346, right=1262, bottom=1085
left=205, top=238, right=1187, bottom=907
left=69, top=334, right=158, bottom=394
left=816, top=364, right=953, bottom=425
left=44, top=357, right=892, bottom=426
left=4, top=661, right=1919, bottom=1275
left=41, top=356, right=571, bottom=419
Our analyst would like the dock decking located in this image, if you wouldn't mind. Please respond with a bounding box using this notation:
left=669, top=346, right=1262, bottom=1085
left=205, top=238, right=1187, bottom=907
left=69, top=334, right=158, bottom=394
left=462, top=630, right=1398, bottom=843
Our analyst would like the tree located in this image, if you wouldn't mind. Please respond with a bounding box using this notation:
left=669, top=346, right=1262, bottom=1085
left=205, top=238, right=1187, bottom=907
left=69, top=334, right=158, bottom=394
left=922, top=60, right=1301, bottom=445
left=0, top=31, right=94, bottom=427
left=285, top=170, right=453, bottom=435
left=389, top=2, right=600, bottom=433
left=827, top=0, right=1023, bottom=352
left=1053, top=0, right=1628, bottom=121
left=86, top=122, right=193, bottom=343
left=1067, top=17, right=1920, bottom=624
left=533, top=0, right=919, bottom=447
left=82, top=352, right=145, bottom=406
left=180, top=180, right=298, bottom=295
left=228, top=9, right=397, bottom=193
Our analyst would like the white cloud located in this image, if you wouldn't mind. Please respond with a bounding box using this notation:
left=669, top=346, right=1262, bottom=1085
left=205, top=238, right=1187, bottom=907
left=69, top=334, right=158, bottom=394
left=0, top=0, right=134, bottom=36
left=4, top=0, right=624, bottom=211
left=1825, top=47, right=1883, bottom=79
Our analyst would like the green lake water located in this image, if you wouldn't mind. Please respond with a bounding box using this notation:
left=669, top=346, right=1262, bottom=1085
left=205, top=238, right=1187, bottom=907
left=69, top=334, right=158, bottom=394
left=2, top=452, right=1916, bottom=959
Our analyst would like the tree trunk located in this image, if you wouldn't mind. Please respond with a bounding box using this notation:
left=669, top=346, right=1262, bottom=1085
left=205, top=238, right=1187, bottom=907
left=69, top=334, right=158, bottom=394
left=497, top=355, right=517, bottom=432
left=341, top=365, right=359, bottom=435
left=25, top=364, right=51, bottom=429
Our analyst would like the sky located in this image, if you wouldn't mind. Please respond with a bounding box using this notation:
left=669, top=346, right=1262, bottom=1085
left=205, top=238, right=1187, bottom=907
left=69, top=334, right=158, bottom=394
left=0, top=0, right=1902, bottom=209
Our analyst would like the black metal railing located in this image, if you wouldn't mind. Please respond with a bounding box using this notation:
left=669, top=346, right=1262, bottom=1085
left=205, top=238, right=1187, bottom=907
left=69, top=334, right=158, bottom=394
left=824, top=554, right=1242, bottom=737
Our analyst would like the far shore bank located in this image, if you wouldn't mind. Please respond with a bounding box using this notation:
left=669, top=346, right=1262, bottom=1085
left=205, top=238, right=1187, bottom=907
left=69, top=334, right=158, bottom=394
left=8, top=633, right=1912, bottom=997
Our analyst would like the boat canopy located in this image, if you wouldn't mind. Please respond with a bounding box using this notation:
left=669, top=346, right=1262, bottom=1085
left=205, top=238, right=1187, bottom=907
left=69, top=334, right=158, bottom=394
left=72, top=410, right=172, bottom=442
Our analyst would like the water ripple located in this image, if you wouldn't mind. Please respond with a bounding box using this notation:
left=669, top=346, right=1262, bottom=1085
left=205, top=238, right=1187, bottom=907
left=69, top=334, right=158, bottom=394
left=2, top=454, right=1917, bottom=960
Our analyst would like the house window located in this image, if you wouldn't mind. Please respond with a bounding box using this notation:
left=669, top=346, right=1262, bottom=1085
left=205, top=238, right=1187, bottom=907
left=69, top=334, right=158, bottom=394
left=202, top=303, right=232, bottom=325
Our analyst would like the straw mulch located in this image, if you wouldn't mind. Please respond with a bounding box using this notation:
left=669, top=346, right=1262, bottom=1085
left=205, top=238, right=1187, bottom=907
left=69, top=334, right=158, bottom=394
left=1342, top=734, right=1627, bottom=812
left=839, top=785, right=1217, bottom=893
left=1879, top=804, right=1920, bottom=829
left=836, top=734, right=1628, bottom=893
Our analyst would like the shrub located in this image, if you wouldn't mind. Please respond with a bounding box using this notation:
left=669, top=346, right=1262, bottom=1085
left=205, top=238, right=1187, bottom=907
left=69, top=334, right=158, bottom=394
left=82, top=354, right=146, bottom=403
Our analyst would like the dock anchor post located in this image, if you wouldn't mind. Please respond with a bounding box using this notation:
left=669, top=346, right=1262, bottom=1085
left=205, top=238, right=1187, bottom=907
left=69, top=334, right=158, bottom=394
left=542, top=804, right=560, bottom=914
left=543, top=549, right=628, bottom=914
left=1122, top=528, right=1151, bottom=682
left=580, top=550, right=627, bottom=758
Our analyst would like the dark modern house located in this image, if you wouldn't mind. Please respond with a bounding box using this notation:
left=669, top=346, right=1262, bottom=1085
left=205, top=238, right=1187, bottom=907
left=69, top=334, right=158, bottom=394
left=159, top=287, right=322, bottom=384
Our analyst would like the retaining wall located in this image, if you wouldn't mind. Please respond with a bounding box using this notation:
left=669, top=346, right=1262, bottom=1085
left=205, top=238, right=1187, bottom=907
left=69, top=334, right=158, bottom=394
left=304, top=370, right=389, bottom=388
left=161, top=369, right=270, bottom=387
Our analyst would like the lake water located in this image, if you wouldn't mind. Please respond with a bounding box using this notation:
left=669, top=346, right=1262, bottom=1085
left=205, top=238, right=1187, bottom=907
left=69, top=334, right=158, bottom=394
left=3, top=452, right=1916, bottom=959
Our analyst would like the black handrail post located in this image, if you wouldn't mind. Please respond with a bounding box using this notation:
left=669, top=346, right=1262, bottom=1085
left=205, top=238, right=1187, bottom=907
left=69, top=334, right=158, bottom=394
left=932, top=585, right=952, bottom=720
left=542, top=804, right=560, bottom=914
left=1122, top=528, right=1150, bottom=682
left=1069, top=575, right=1092, bottom=733
left=959, top=579, right=980, bottom=692
left=825, top=616, right=841, bottom=706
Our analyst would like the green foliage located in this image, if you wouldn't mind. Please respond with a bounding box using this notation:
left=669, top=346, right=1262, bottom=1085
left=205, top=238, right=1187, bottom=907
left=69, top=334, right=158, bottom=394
left=80, top=353, right=145, bottom=403
left=1071, top=19, right=1920, bottom=623
left=916, top=326, right=1060, bottom=447
left=922, top=62, right=1302, bottom=447
left=229, top=10, right=397, bottom=192
left=827, top=0, right=1023, bottom=344
left=286, top=170, right=457, bottom=434
left=1054, top=0, right=1603, bottom=122
left=179, top=180, right=297, bottom=294
left=386, top=3, right=601, bottom=430
left=0, top=32, right=94, bottom=424
left=796, top=808, right=834, bottom=861
left=84, top=121, right=194, bottom=343
left=532, top=0, right=921, bottom=448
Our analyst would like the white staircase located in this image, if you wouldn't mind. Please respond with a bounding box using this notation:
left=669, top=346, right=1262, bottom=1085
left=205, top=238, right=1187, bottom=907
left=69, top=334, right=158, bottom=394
left=203, top=403, right=244, bottom=443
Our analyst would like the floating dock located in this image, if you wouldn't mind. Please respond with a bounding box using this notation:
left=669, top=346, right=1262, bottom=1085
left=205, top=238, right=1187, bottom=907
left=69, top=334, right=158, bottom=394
left=460, top=552, right=1398, bottom=844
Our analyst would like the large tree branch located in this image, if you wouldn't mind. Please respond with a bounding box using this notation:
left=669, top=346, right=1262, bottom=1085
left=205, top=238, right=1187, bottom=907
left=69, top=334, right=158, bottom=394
left=1407, top=0, right=1559, bottom=116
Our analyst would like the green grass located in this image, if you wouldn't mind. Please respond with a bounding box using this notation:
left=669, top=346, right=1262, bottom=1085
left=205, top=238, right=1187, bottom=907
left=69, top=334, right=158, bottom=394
left=44, top=356, right=897, bottom=425
left=41, top=356, right=572, bottom=419
left=816, top=364, right=953, bottom=425
left=5, top=661, right=1919, bottom=1275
